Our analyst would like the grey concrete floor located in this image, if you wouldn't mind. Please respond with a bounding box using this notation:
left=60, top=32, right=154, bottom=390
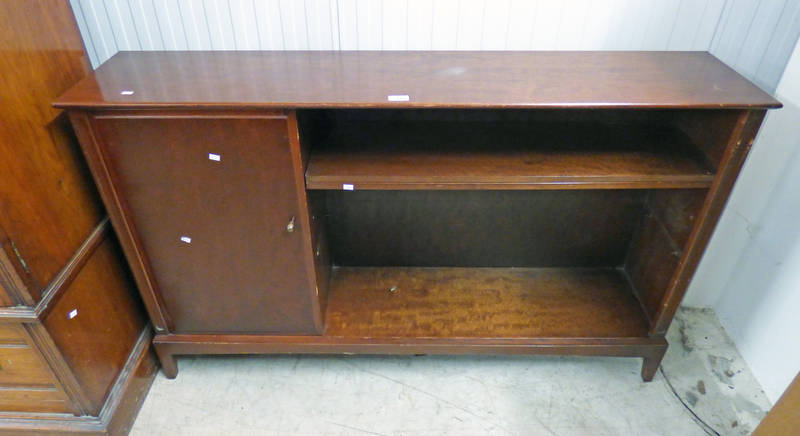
left=131, top=308, right=771, bottom=435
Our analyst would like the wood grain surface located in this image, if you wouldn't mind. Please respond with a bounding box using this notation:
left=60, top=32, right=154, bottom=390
left=0, top=0, right=103, bottom=303
left=0, top=1, right=156, bottom=427
left=325, top=267, right=649, bottom=338
left=91, top=112, right=320, bottom=334
left=53, top=51, right=781, bottom=110
left=42, top=235, right=146, bottom=415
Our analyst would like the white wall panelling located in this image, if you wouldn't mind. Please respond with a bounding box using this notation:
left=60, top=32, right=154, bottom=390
left=710, top=0, right=800, bottom=92
left=71, top=0, right=800, bottom=92
left=701, top=38, right=800, bottom=402
left=684, top=0, right=800, bottom=306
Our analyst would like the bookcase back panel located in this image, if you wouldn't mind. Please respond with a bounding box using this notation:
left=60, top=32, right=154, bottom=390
left=325, top=190, right=647, bottom=268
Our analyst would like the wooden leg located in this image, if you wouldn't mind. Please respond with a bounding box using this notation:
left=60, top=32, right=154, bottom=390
left=641, top=346, right=667, bottom=382
left=153, top=343, right=178, bottom=379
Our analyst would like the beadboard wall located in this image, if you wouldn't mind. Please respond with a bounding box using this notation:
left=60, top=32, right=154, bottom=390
left=70, top=0, right=800, bottom=93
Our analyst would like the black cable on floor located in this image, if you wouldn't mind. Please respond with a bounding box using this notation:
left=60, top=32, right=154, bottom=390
left=659, top=366, right=721, bottom=436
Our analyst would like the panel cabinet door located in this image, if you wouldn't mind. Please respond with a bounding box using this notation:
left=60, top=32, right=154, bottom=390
left=92, top=112, right=318, bottom=334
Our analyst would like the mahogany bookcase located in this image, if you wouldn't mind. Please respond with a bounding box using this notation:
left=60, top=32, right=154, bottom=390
left=54, top=51, right=780, bottom=381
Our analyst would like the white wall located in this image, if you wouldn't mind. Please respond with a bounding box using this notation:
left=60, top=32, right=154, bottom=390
left=69, top=0, right=800, bottom=92
left=682, top=79, right=800, bottom=306
left=696, top=39, right=800, bottom=403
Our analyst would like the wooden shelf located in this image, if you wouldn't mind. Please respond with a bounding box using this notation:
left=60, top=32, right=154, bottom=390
left=324, top=267, right=649, bottom=339
left=306, top=121, right=714, bottom=190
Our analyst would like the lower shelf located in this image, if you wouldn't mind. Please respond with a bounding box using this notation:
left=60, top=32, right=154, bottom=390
left=152, top=267, right=666, bottom=381
left=325, top=267, right=650, bottom=339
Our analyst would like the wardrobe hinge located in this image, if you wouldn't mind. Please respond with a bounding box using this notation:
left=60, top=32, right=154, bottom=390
left=10, top=241, right=30, bottom=274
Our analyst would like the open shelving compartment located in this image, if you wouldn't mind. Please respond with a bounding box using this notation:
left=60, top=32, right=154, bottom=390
left=299, top=109, right=717, bottom=370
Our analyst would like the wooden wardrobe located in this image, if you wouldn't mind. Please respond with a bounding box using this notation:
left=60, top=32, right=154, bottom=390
left=0, top=1, right=155, bottom=434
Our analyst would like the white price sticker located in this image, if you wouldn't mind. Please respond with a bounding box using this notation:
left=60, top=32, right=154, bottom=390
left=387, top=94, right=410, bottom=102
left=208, top=153, right=221, bottom=161
left=180, top=236, right=192, bottom=244
left=342, top=184, right=354, bottom=191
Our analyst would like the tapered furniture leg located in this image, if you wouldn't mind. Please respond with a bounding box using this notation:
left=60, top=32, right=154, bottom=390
left=641, top=346, right=667, bottom=382
left=154, top=343, right=178, bottom=379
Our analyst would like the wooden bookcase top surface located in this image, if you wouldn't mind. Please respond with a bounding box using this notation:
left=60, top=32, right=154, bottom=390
left=54, top=51, right=780, bottom=110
